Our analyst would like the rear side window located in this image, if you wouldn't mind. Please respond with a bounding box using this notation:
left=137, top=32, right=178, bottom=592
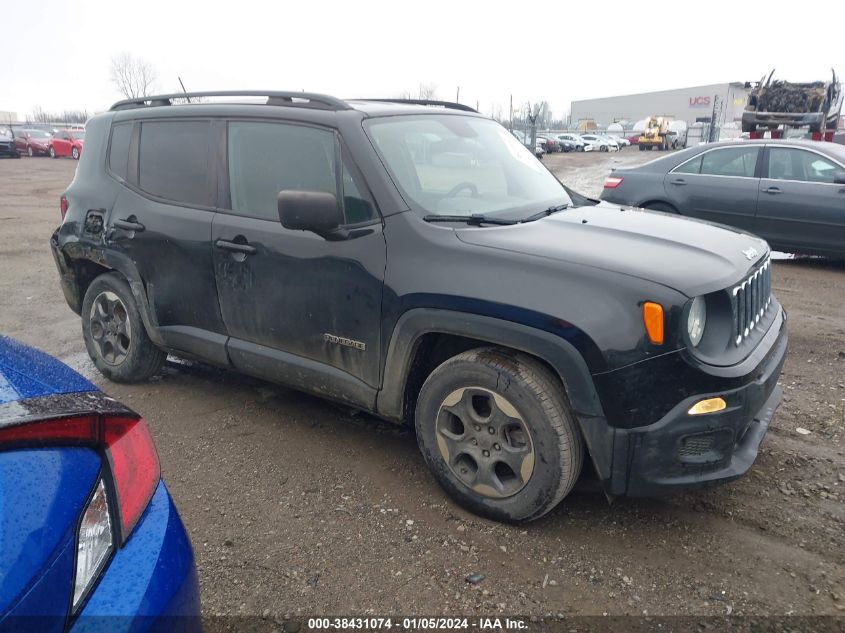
left=673, top=155, right=703, bottom=174
left=138, top=120, right=212, bottom=207
left=227, top=121, right=375, bottom=224
left=108, top=123, right=132, bottom=180
left=700, top=147, right=759, bottom=178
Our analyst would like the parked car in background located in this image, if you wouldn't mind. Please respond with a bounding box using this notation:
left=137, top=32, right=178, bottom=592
left=536, top=135, right=561, bottom=153
left=555, top=137, right=578, bottom=152
left=558, top=132, right=593, bottom=151
left=14, top=129, right=53, bottom=156
left=49, top=129, right=85, bottom=159
left=555, top=134, right=584, bottom=151
left=0, top=336, right=201, bottom=630
left=0, top=127, right=20, bottom=158
left=609, top=135, right=631, bottom=147
left=600, top=139, right=845, bottom=257
left=581, top=134, right=618, bottom=152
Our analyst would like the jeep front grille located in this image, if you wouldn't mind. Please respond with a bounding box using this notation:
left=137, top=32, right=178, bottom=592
left=731, top=257, right=772, bottom=346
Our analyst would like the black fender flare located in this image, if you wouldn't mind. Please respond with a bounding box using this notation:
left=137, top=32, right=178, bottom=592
left=376, top=309, right=616, bottom=483
left=376, top=308, right=606, bottom=422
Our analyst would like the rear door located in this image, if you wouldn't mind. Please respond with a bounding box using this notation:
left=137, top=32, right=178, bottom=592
left=211, top=119, right=386, bottom=405
left=663, top=145, right=761, bottom=231
left=755, top=145, right=845, bottom=254
left=105, top=118, right=228, bottom=363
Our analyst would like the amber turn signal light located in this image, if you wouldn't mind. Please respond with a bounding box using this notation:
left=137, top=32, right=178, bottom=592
left=687, top=397, right=727, bottom=416
left=642, top=302, right=664, bottom=345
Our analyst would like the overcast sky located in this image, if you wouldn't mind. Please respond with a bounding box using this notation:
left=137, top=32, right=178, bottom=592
left=2, top=0, right=842, bottom=120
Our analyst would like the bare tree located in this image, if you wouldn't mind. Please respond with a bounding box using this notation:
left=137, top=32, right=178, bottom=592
left=418, top=83, right=438, bottom=100
left=29, top=106, right=89, bottom=124
left=110, top=53, right=157, bottom=99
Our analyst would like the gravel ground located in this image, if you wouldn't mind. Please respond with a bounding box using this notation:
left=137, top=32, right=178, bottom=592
left=0, top=152, right=843, bottom=621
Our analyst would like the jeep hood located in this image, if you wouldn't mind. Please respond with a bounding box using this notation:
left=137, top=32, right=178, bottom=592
left=454, top=202, right=769, bottom=297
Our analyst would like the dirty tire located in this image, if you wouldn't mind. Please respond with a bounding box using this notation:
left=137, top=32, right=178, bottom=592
left=81, top=273, right=165, bottom=382
left=415, top=348, right=583, bottom=523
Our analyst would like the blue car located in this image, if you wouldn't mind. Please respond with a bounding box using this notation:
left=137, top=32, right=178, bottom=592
left=0, top=336, right=201, bottom=632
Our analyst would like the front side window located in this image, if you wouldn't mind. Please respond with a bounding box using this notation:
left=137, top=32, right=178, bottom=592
left=700, top=147, right=759, bottom=178
left=138, top=120, right=212, bottom=207
left=364, top=115, right=570, bottom=218
left=768, top=148, right=840, bottom=183
left=227, top=121, right=375, bottom=224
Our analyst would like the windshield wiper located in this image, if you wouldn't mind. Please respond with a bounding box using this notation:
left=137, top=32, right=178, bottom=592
left=519, top=203, right=570, bottom=223
left=423, top=214, right=518, bottom=226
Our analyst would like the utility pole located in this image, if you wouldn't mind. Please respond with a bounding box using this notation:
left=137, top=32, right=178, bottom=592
left=509, top=94, right=513, bottom=131
left=456, top=86, right=460, bottom=103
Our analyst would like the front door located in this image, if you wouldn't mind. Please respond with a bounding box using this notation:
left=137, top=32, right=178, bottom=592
left=664, top=145, right=762, bottom=231
left=52, top=131, right=72, bottom=156
left=755, top=146, right=845, bottom=255
left=212, top=120, right=386, bottom=405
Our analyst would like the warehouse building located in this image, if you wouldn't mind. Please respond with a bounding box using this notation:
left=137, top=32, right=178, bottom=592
left=570, top=83, right=750, bottom=128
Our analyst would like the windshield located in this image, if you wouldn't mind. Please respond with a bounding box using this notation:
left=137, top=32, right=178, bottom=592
left=365, top=115, right=571, bottom=218
left=28, top=130, right=51, bottom=138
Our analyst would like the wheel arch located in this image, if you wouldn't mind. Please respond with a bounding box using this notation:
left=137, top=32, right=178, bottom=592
left=376, top=309, right=606, bottom=426
left=638, top=199, right=679, bottom=213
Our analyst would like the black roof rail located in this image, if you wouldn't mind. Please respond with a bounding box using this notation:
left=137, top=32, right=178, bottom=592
left=356, top=99, right=478, bottom=113
left=109, top=91, right=351, bottom=112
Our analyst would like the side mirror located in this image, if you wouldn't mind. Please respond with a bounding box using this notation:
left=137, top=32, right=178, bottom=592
left=833, top=170, right=845, bottom=185
left=277, top=190, right=343, bottom=238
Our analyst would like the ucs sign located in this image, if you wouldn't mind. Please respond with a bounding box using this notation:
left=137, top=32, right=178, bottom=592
left=689, top=96, right=711, bottom=107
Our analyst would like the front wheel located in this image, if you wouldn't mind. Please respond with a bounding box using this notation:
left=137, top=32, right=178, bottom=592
left=72, top=146, right=80, bottom=160
left=49, top=146, right=56, bottom=158
left=415, top=348, right=583, bottom=523
left=27, top=145, right=33, bottom=157
left=81, top=273, right=166, bottom=382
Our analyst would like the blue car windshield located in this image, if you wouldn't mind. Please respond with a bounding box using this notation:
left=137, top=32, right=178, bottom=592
left=365, top=115, right=571, bottom=219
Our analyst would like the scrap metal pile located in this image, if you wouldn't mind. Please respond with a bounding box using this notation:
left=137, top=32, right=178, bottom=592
left=742, top=69, right=842, bottom=133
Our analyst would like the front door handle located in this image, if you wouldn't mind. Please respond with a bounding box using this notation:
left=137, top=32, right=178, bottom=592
left=215, top=239, right=257, bottom=255
left=764, top=186, right=782, bottom=195
left=669, top=178, right=687, bottom=186
left=113, top=218, right=145, bottom=232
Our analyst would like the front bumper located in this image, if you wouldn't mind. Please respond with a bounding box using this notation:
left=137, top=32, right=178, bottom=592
left=589, top=307, right=787, bottom=497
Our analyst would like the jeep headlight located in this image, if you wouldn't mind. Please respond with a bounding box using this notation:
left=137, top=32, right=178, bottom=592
left=687, top=296, right=706, bottom=347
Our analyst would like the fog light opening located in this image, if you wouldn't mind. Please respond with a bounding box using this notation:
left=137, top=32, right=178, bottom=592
left=687, top=397, right=727, bottom=416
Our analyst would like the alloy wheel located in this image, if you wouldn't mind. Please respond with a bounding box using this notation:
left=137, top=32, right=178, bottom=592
left=88, top=291, right=132, bottom=365
left=435, top=387, right=535, bottom=498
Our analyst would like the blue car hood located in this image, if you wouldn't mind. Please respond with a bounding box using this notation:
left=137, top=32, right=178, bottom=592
left=0, top=337, right=94, bottom=404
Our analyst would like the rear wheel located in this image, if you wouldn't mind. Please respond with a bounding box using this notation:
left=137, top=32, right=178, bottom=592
left=71, top=146, right=80, bottom=160
left=49, top=146, right=56, bottom=158
left=82, top=273, right=165, bottom=382
left=415, top=348, right=583, bottom=523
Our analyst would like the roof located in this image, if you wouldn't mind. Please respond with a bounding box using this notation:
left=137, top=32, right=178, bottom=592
left=108, top=91, right=481, bottom=118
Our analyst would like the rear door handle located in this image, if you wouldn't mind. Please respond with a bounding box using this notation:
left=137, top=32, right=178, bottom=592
left=215, top=239, right=257, bottom=255
left=113, top=218, right=145, bottom=231
left=669, top=178, right=687, bottom=186
left=764, top=186, right=782, bottom=195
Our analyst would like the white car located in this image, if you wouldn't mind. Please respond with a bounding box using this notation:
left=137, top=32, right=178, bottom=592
left=609, top=135, right=631, bottom=147
left=557, top=133, right=594, bottom=152
left=581, top=134, right=619, bottom=152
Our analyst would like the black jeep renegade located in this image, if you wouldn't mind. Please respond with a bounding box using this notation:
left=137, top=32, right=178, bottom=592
left=51, top=91, right=787, bottom=522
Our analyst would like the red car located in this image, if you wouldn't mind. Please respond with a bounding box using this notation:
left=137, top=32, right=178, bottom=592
left=49, top=129, right=85, bottom=159
left=14, top=129, right=53, bottom=157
